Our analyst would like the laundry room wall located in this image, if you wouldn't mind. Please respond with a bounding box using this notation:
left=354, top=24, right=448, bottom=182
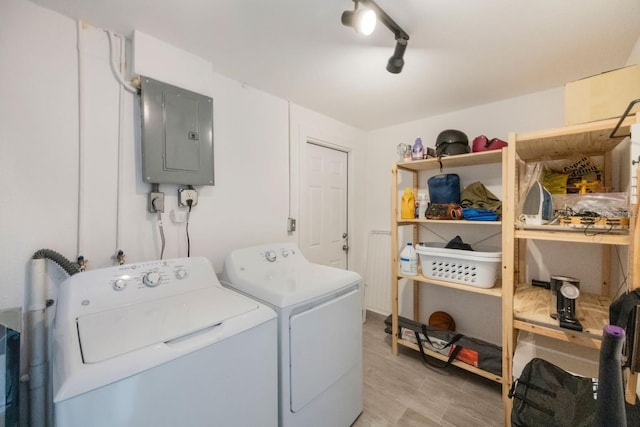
left=626, top=34, right=640, bottom=65
left=0, top=0, right=367, bottom=314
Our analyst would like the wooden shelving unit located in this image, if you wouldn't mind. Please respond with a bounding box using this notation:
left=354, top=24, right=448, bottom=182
left=513, top=284, right=610, bottom=349
left=390, top=116, right=639, bottom=425
left=391, top=116, right=640, bottom=426
left=513, top=227, right=630, bottom=245
left=398, top=219, right=502, bottom=226
left=398, top=273, right=503, bottom=297
left=397, top=338, right=502, bottom=383
left=390, top=149, right=508, bottom=393
left=503, top=115, right=640, bottom=423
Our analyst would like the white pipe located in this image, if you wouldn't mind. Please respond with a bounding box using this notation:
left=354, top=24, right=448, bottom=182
left=106, top=31, right=137, bottom=94
left=115, top=33, right=125, bottom=257
left=28, top=258, right=47, bottom=427
left=76, top=20, right=86, bottom=258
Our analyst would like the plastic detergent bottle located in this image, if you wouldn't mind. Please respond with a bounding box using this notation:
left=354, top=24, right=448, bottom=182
left=401, top=188, right=415, bottom=219
left=412, top=137, right=424, bottom=160
left=400, top=243, right=418, bottom=276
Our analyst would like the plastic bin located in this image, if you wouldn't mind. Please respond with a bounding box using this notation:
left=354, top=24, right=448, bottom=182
left=415, top=242, right=501, bottom=288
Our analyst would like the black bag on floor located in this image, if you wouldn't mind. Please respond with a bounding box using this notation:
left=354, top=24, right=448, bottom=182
left=384, top=314, right=502, bottom=377
left=509, top=358, right=597, bottom=427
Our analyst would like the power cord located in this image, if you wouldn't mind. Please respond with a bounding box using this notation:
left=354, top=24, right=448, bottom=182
left=151, top=196, right=166, bottom=260
left=157, top=211, right=166, bottom=260
left=150, top=184, right=166, bottom=259
left=186, top=199, right=193, bottom=257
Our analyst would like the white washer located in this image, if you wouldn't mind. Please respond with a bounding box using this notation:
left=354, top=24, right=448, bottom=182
left=221, top=243, right=363, bottom=427
left=52, top=257, right=278, bottom=427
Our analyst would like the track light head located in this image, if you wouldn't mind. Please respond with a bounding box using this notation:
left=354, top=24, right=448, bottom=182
left=342, top=0, right=410, bottom=73
left=341, top=5, right=376, bottom=36
left=386, top=37, right=408, bottom=74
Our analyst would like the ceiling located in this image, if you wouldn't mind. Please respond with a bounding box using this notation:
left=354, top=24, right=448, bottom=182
left=30, top=0, right=640, bottom=131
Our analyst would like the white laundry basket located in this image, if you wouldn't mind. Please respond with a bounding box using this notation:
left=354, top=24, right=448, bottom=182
left=415, top=242, right=501, bottom=288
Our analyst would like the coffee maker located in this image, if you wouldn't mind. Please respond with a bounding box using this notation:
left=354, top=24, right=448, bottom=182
left=550, top=275, right=583, bottom=331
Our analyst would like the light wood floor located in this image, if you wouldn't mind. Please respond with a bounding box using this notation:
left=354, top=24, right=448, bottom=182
left=353, top=311, right=504, bottom=427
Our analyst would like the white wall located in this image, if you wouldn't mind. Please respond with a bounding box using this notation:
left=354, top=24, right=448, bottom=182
left=0, top=0, right=367, bottom=315
left=1, top=0, right=80, bottom=310
left=626, top=34, right=640, bottom=65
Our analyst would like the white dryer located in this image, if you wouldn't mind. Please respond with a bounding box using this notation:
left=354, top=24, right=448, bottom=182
left=221, top=243, right=363, bottom=427
left=52, top=257, right=278, bottom=427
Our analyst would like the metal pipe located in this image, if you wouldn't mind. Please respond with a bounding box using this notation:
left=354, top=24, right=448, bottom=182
left=28, top=258, right=47, bottom=427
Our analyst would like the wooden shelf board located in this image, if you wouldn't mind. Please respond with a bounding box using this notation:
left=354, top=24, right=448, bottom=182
left=513, top=285, right=610, bottom=349
left=396, top=150, right=502, bottom=171
left=514, top=227, right=629, bottom=245
left=398, top=274, right=502, bottom=297
left=398, top=219, right=502, bottom=226
left=514, top=116, right=636, bottom=162
left=397, top=339, right=503, bottom=383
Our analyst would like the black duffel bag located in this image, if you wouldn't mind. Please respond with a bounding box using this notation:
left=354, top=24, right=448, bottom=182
left=384, top=314, right=502, bottom=377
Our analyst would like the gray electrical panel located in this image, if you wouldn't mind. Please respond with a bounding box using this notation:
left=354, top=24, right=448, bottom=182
left=140, top=76, right=214, bottom=185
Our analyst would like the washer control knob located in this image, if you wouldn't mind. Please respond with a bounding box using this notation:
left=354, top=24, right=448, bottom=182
left=175, top=269, right=188, bottom=279
left=113, top=278, right=127, bottom=291
left=281, top=249, right=289, bottom=257
left=265, top=250, right=277, bottom=262
left=143, top=271, right=161, bottom=287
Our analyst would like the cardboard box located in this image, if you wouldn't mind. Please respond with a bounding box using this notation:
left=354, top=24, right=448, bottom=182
left=565, top=64, right=640, bottom=126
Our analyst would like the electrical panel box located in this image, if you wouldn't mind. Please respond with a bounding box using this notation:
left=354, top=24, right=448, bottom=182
left=140, top=76, right=214, bottom=185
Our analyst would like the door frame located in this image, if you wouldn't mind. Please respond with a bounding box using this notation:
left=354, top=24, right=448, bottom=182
left=289, top=124, right=355, bottom=270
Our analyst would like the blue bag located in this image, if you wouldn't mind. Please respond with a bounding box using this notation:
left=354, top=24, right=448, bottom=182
left=427, top=174, right=461, bottom=204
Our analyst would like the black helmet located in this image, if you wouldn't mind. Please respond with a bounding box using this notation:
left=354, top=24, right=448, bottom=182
left=435, top=129, right=469, bottom=157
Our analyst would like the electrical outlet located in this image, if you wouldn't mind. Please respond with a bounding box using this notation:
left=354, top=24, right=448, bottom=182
left=287, top=217, right=296, bottom=232
left=148, top=191, right=165, bottom=213
left=178, top=188, right=198, bottom=207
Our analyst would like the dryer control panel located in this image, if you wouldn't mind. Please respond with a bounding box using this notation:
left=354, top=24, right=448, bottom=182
left=263, top=246, right=298, bottom=263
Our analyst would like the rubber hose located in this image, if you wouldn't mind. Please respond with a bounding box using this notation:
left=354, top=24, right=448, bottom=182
left=32, top=249, right=80, bottom=276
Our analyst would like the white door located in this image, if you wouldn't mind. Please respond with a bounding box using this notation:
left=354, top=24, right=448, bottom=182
left=300, top=143, right=348, bottom=268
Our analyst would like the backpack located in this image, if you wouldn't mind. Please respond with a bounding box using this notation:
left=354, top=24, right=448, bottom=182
left=509, top=358, right=597, bottom=427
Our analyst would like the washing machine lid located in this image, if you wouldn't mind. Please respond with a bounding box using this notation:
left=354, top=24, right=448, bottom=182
left=223, top=263, right=361, bottom=308
left=77, top=286, right=258, bottom=364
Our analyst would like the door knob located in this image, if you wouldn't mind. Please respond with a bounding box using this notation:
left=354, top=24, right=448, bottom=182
left=342, top=244, right=349, bottom=251
left=342, top=232, right=348, bottom=239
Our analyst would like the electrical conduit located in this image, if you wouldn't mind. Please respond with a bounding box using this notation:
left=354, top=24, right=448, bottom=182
left=76, top=20, right=86, bottom=261
left=115, top=32, right=126, bottom=262
left=28, top=250, right=80, bottom=427
left=106, top=29, right=136, bottom=263
left=106, top=31, right=137, bottom=94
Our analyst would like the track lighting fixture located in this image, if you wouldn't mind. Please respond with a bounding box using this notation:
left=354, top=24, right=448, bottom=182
left=341, top=3, right=376, bottom=35
left=341, top=0, right=410, bottom=73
